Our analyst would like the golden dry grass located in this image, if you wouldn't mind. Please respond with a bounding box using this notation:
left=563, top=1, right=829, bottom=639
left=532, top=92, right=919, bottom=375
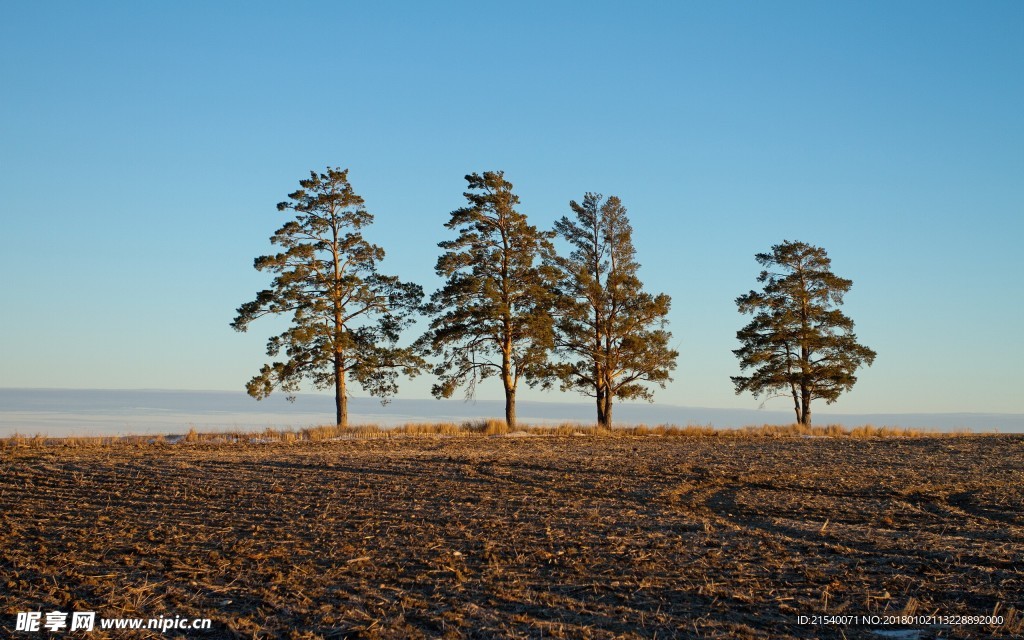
left=0, top=420, right=967, bottom=451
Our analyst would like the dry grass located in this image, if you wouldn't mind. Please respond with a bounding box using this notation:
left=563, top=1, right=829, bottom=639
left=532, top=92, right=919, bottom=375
left=0, top=420, right=973, bottom=451
left=2, top=434, right=1021, bottom=638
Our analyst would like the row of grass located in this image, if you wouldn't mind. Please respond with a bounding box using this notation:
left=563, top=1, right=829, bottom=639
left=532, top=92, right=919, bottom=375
left=1, top=419, right=994, bottom=449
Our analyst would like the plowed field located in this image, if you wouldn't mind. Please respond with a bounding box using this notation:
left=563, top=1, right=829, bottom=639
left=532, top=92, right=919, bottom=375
left=2, top=435, right=1021, bottom=638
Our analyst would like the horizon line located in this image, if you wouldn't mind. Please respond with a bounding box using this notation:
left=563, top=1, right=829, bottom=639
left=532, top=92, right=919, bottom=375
left=1, top=387, right=1020, bottom=418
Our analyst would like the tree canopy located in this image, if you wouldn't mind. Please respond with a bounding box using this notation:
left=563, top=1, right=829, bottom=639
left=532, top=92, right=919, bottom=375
left=546, top=193, right=678, bottom=428
left=419, top=171, right=556, bottom=430
left=732, top=240, right=876, bottom=425
left=231, top=167, right=423, bottom=428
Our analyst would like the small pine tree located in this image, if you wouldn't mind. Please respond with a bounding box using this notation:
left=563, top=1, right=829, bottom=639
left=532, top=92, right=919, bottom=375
left=547, top=193, right=678, bottom=429
left=420, top=171, right=556, bottom=430
left=231, top=167, right=423, bottom=428
left=732, top=240, right=876, bottom=426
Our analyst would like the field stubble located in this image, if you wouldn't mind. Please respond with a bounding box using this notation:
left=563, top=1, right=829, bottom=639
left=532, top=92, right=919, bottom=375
left=1, top=434, right=1021, bottom=639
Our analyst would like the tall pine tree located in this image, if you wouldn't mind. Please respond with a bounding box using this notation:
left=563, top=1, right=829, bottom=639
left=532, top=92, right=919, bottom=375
left=547, top=193, right=678, bottom=429
left=232, top=167, right=423, bottom=428
left=732, top=240, right=876, bottom=426
left=420, top=171, right=556, bottom=430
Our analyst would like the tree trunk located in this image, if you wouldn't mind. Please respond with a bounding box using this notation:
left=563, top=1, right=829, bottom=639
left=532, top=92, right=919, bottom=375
left=499, top=316, right=516, bottom=432
left=335, top=355, right=347, bottom=429
left=801, top=392, right=812, bottom=427
left=601, top=393, right=613, bottom=431
left=596, top=387, right=607, bottom=429
left=504, top=384, right=516, bottom=431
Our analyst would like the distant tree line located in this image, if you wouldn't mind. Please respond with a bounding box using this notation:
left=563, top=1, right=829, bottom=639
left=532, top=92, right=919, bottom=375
left=234, top=167, right=874, bottom=430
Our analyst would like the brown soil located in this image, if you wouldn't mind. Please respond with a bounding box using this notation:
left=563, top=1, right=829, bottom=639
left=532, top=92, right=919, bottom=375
left=1, top=435, right=1021, bottom=639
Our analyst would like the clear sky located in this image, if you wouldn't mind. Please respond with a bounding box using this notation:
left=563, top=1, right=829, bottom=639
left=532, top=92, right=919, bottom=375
left=1, top=1, right=1021, bottom=415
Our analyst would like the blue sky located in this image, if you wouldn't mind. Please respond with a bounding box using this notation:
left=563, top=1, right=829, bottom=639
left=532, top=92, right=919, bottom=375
left=1, top=1, right=1021, bottom=415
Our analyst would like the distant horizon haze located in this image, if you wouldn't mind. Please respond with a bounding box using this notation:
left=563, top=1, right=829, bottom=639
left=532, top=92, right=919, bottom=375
left=1, top=388, right=1020, bottom=438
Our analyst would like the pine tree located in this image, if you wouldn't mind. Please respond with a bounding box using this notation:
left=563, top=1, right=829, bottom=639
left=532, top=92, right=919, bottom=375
left=420, top=171, right=556, bottom=430
left=547, top=193, right=677, bottom=429
left=231, top=167, right=423, bottom=428
left=732, top=240, right=876, bottom=426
